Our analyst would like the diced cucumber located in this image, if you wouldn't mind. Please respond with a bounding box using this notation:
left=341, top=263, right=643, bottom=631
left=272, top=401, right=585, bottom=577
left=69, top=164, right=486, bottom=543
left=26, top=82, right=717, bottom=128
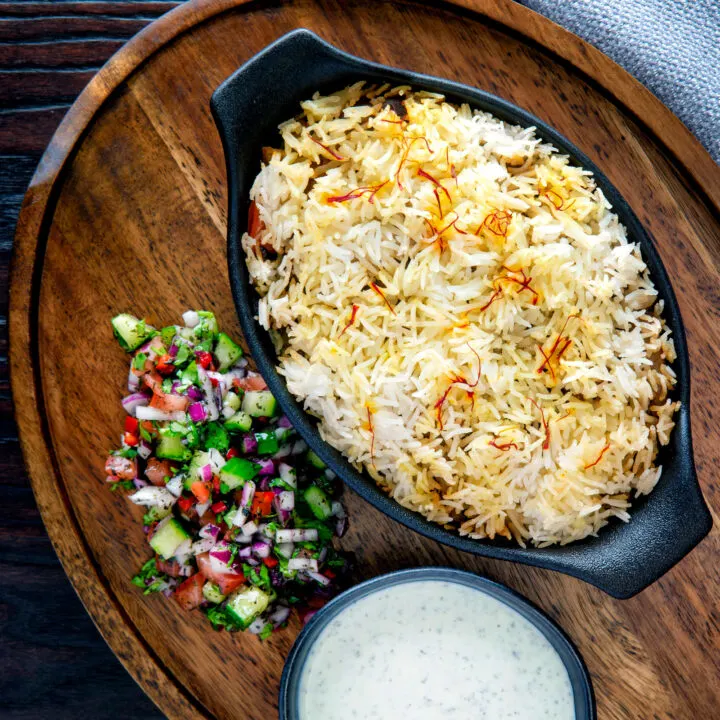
left=242, top=390, right=277, bottom=418
left=186, top=450, right=212, bottom=488
left=223, top=411, right=252, bottom=433
left=223, top=391, right=241, bottom=412
left=156, top=434, right=191, bottom=462
left=219, top=457, right=260, bottom=490
left=202, top=582, right=226, bottom=604
left=149, top=518, right=189, bottom=559
left=193, top=311, right=218, bottom=342
left=160, top=325, right=177, bottom=346
left=143, top=505, right=172, bottom=524
left=181, top=360, right=199, bottom=387
left=255, top=431, right=278, bottom=456
left=225, top=586, right=271, bottom=629
left=307, top=449, right=326, bottom=470
left=304, top=485, right=333, bottom=520
left=204, top=422, right=229, bottom=453
left=111, top=314, right=155, bottom=352
left=214, top=332, right=243, bottom=372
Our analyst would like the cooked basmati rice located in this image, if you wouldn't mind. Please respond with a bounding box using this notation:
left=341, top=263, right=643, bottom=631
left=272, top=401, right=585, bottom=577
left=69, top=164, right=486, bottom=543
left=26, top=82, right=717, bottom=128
left=242, top=83, right=678, bottom=546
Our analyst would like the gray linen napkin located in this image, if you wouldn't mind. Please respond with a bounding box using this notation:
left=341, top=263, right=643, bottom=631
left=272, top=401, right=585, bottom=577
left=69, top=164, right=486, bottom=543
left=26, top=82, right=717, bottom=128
left=516, top=0, right=720, bottom=162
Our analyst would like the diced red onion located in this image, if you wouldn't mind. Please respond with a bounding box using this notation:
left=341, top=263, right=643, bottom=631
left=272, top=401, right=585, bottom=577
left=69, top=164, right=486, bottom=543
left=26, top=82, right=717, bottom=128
left=247, top=618, right=266, bottom=634
left=182, top=310, right=199, bottom=328
left=121, top=392, right=150, bottom=416
left=187, top=386, right=203, bottom=401
left=277, top=415, right=293, bottom=429
left=200, top=463, right=213, bottom=483
left=269, top=605, right=291, bottom=627
left=244, top=557, right=259, bottom=567
left=317, top=546, right=328, bottom=564
left=276, top=542, right=294, bottom=558
left=252, top=541, right=271, bottom=558
left=128, top=487, right=175, bottom=510
left=331, top=501, right=346, bottom=519
left=168, top=344, right=179, bottom=358
left=165, top=475, right=184, bottom=497
left=277, top=528, right=318, bottom=543
left=278, top=463, right=297, bottom=488
left=274, top=445, right=292, bottom=460
left=303, top=610, right=317, bottom=625
left=288, top=558, right=318, bottom=572
left=209, top=546, right=232, bottom=565
left=335, top=516, right=348, bottom=538
left=188, top=402, right=207, bottom=423
left=292, top=439, right=308, bottom=455
left=234, top=533, right=252, bottom=545
left=198, top=367, right=220, bottom=421
left=240, top=481, right=255, bottom=509
left=307, top=570, right=331, bottom=586
left=325, top=469, right=336, bottom=481
left=136, top=406, right=186, bottom=422
left=199, top=523, right=220, bottom=539
left=206, top=449, right=226, bottom=474
left=177, top=564, right=194, bottom=577
left=241, top=520, right=258, bottom=537
left=242, top=434, right=258, bottom=454
left=257, top=458, right=275, bottom=476
left=162, top=587, right=174, bottom=598
left=128, top=368, right=140, bottom=392
left=277, top=491, right=294, bottom=511
left=231, top=507, right=248, bottom=528
left=133, top=478, right=148, bottom=489
left=137, top=440, right=152, bottom=460
left=237, top=545, right=253, bottom=559
left=196, top=500, right=211, bottom=517
left=191, top=537, right=215, bottom=555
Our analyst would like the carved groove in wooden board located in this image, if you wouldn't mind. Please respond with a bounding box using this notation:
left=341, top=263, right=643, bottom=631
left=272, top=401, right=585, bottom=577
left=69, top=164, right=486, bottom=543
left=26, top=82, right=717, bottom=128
left=9, top=1, right=720, bottom=718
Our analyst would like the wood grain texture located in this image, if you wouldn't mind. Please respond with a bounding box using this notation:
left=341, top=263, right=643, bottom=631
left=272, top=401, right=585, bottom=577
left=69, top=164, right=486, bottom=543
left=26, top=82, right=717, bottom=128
left=8, top=1, right=720, bottom=719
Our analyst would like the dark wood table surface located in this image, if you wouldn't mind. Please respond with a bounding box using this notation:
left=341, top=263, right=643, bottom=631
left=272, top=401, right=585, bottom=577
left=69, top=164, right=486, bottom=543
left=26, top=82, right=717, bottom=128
left=1, top=2, right=716, bottom=718
left=1, top=4, right=177, bottom=715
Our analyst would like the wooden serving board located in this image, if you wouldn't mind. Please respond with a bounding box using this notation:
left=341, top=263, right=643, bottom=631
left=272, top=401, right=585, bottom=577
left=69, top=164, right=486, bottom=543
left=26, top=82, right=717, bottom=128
left=9, top=1, right=720, bottom=718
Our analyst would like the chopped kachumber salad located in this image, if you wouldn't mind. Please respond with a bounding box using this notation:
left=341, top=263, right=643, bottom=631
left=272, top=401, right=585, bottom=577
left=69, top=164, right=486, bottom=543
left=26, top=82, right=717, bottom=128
left=104, top=310, right=351, bottom=637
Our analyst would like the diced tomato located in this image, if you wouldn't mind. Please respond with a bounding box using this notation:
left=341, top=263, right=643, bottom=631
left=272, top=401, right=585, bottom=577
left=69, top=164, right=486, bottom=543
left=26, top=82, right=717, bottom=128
left=156, top=557, right=183, bottom=577
left=123, top=432, right=139, bottom=447
left=174, top=573, right=204, bottom=611
left=190, top=481, right=210, bottom=504
left=196, top=552, right=245, bottom=595
left=142, top=370, right=164, bottom=393
left=145, top=457, right=174, bottom=486
left=155, top=354, right=175, bottom=376
left=209, top=376, right=219, bottom=388
left=211, top=501, right=227, bottom=514
left=217, top=573, right=246, bottom=595
left=177, top=496, right=194, bottom=513
left=212, top=475, right=221, bottom=494
left=232, top=374, right=268, bottom=392
left=124, top=416, right=139, bottom=434
left=104, top=454, right=136, bottom=480
left=251, top=491, right=274, bottom=518
left=324, top=569, right=336, bottom=579
left=196, top=351, right=214, bottom=370
left=150, top=391, right=189, bottom=413
left=262, top=556, right=278, bottom=569
left=226, top=448, right=239, bottom=460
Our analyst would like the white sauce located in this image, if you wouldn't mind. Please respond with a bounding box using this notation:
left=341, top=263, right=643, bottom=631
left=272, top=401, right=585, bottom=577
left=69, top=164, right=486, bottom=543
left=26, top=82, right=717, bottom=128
left=297, top=580, right=575, bottom=720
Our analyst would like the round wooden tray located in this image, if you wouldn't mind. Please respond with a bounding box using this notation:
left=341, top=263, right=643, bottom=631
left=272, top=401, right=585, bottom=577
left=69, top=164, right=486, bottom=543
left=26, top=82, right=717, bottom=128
left=10, top=0, right=720, bottom=717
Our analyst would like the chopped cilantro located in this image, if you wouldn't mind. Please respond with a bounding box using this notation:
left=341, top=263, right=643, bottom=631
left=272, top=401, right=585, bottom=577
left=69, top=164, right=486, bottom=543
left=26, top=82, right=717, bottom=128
left=132, top=352, right=147, bottom=371
left=259, top=622, right=274, bottom=641
left=109, top=479, right=135, bottom=492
